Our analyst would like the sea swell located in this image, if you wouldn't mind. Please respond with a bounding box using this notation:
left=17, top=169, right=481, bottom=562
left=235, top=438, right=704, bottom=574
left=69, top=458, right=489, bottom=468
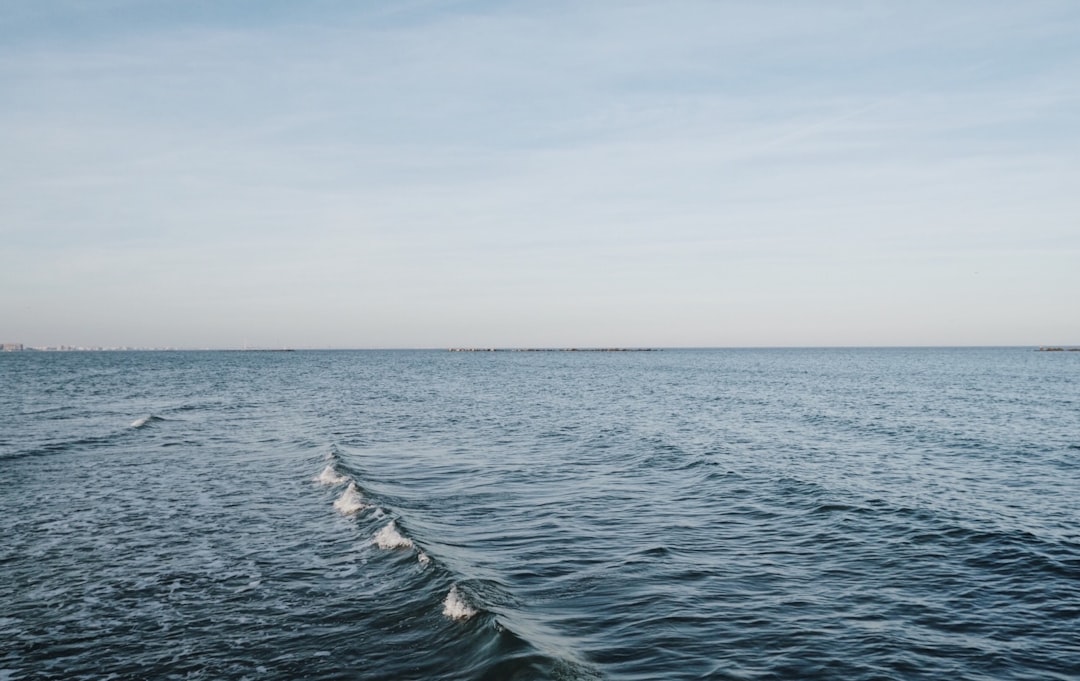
left=3, top=348, right=1077, bottom=680
left=311, top=446, right=600, bottom=679
left=2, top=416, right=163, bottom=462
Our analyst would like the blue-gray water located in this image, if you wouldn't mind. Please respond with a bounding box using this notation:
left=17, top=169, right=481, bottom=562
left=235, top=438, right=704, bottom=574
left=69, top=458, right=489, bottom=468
left=2, top=348, right=1078, bottom=680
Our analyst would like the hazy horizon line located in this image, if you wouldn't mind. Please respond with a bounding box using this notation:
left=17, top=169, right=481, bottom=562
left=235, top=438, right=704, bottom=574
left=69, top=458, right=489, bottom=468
left=4, top=344, right=1075, bottom=353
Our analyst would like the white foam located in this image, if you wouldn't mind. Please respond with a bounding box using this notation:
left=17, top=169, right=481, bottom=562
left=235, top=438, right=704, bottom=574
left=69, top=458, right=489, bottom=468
left=333, top=482, right=368, bottom=515
left=130, top=415, right=155, bottom=428
left=417, top=551, right=431, bottom=566
left=443, top=585, right=478, bottom=621
left=313, top=464, right=348, bottom=486
left=373, top=521, right=414, bottom=549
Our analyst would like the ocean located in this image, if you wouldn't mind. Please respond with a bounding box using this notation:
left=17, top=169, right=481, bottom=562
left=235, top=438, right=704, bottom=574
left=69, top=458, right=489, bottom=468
left=2, top=348, right=1078, bottom=680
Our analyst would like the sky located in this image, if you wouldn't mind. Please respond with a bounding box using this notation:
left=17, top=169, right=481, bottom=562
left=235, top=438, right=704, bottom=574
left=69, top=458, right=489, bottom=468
left=1, top=0, right=1078, bottom=349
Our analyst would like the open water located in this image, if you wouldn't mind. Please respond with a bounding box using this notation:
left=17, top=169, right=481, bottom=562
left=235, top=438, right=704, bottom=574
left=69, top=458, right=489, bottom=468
left=1, top=348, right=1078, bottom=680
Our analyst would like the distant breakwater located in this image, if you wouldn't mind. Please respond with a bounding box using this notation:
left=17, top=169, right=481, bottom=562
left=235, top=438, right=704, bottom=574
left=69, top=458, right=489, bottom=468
left=447, top=347, right=659, bottom=352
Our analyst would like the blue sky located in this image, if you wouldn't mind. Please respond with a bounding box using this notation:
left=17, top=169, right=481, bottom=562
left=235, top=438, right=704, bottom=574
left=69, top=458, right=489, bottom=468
left=2, top=1, right=1078, bottom=348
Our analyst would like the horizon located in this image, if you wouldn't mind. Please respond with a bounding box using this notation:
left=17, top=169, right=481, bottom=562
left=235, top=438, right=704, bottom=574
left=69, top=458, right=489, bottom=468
left=2, top=1, right=1078, bottom=349
left=3, top=343, right=1076, bottom=352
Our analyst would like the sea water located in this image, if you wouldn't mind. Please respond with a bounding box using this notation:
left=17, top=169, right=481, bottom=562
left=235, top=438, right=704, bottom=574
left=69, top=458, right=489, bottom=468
left=1, top=348, right=1077, bottom=680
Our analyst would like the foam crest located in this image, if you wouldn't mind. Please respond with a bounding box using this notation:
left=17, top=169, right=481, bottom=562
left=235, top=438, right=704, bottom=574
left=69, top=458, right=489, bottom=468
left=417, top=551, right=431, bottom=566
left=443, top=585, right=478, bottom=621
left=333, top=482, right=368, bottom=515
left=129, top=415, right=162, bottom=429
left=373, top=521, right=414, bottom=549
left=313, top=464, right=348, bottom=486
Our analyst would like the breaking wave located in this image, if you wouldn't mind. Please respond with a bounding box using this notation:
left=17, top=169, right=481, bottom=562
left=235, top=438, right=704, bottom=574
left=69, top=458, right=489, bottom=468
left=443, top=585, right=479, bottom=621
left=129, top=415, right=164, bottom=429
left=332, top=482, right=367, bottom=515
left=310, top=457, right=492, bottom=629
left=313, top=464, right=348, bottom=486
left=373, top=520, right=414, bottom=549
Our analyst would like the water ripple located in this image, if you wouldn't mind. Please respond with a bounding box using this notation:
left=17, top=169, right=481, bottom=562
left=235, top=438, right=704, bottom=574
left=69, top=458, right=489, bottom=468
left=1, top=349, right=1078, bottom=679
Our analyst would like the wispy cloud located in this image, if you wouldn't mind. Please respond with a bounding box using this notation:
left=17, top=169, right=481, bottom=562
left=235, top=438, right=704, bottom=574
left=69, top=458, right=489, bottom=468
left=1, top=1, right=1078, bottom=347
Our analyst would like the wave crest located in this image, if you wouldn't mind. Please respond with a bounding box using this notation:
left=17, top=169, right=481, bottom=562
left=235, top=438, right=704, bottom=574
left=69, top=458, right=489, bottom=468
left=130, top=415, right=164, bottom=429
left=333, top=482, right=368, bottom=515
left=314, top=464, right=348, bottom=486
left=443, top=585, right=478, bottom=621
left=373, top=521, right=414, bottom=549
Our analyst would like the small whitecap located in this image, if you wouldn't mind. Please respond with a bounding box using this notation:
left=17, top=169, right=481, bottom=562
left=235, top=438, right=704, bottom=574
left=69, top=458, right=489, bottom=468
left=417, top=551, right=431, bottom=566
left=373, top=521, right=414, bottom=549
left=313, top=464, right=348, bottom=486
left=130, top=415, right=159, bottom=428
left=333, top=482, right=367, bottom=515
left=443, top=585, right=478, bottom=621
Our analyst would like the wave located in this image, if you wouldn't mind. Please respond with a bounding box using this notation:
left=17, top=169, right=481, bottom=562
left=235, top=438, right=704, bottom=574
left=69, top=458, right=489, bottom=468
left=373, top=520, right=414, bottom=550
left=314, top=456, right=472, bottom=606
left=313, top=464, right=348, bottom=486
left=324, top=444, right=344, bottom=462
left=4, top=412, right=174, bottom=461
left=129, top=415, right=165, bottom=429
left=307, top=450, right=600, bottom=679
left=332, top=482, right=368, bottom=515
left=3, top=435, right=111, bottom=461
left=443, top=585, right=479, bottom=621
left=3, top=411, right=177, bottom=461
left=4, top=420, right=148, bottom=461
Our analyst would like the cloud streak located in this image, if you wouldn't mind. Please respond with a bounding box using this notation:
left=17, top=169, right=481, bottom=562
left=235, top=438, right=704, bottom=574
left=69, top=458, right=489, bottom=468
left=1, top=1, right=1078, bottom=347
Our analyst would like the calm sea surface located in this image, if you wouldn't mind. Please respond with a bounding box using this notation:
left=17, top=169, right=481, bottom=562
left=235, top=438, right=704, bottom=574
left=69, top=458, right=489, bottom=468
left=2, top=348, right=1078, bottom=680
